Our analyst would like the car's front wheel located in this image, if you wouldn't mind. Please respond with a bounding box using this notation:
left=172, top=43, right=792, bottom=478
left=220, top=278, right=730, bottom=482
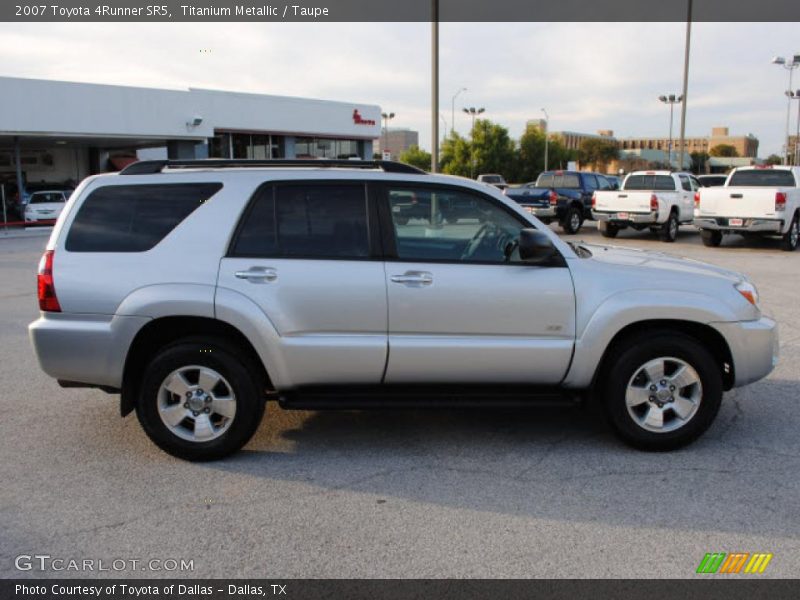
left=136, top=337, right=265, bottom=461
left=603, top=332, right=723, bottom=451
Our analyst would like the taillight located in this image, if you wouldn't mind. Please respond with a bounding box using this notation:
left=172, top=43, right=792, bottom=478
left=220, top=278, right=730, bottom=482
left=775, top=192, right=786, bottom=212
left=549, top=190, right=558, bottom=206
left=694, top=192, right=701, bottom=208
left=591, top=192, right=597, bottom=209
left=37, top=250, right=61, bottom=312
left=650, top=194, right=659, bottom=212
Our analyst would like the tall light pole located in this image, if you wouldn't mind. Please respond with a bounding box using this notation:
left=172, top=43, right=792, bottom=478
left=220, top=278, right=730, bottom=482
left=773, top=54, right=800, bottom=165
left=463, top=107, right=485, bottom=178
left=381, top=112, right=395, bottom=159
left=431, top=0, right=439, bottom=172
left=451, top=87, right=467, bottom=137
left=541, top=107, right=550, bottom=172
left=677, top=0, right=692, bottom=171
left=659, top=94, right=683, bottom=168
left=787, top=89, right=800, bottom=166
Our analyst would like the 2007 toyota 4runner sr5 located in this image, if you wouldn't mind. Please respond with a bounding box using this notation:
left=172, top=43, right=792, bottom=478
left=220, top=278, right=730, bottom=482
left=29, top=159, right=779, bottom=461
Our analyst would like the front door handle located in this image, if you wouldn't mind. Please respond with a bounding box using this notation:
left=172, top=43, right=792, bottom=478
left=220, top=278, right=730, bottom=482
left=390, top=271, right=433, bottom=286
left=234, top=267, right=278, bottom=283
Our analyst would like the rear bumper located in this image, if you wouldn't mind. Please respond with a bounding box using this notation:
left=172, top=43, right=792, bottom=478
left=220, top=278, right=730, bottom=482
left=593, top=210, right=660, bottom=224
left=519, top=205, right=557, bottom=219
left=694, top=217, right=783, bottom=233
left=29, top=313, right=149, bottom=388
left=711, top=316, right=779, bottom=387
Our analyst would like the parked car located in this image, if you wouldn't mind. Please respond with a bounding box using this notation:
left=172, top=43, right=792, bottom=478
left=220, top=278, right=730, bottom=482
left=29, top=159, right=778, bottom=460
left=7, top=183, right=74, bottom=221
left=477, top=173, right=509, bottom=190
left=504, top=170, right=612, bottom=234
left=697, top=174, right=727, bottom=187
left=24, top=190, right=70, bottom=224
left=694, top=165, right=800, bottom=251
left=592, top=170, right=699, bottom=242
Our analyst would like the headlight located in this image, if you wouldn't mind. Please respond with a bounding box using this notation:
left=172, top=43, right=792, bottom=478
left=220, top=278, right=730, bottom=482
left=735, top=280, right=759, bottom=307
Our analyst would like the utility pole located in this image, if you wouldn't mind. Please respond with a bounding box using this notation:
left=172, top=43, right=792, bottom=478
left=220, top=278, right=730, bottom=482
left=541, top=108, right=549, bottom=172
left=659, top=94, right=683, bottom=168
left=431, top=0, right=439, bottom=172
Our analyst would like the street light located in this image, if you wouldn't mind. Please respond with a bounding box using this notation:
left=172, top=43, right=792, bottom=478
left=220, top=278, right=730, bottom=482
left=787, top=89, right=800, bottom=166
left=541, top=107, right=550, bottom=172
left=463, top=107, right=485, bottom=178
left=451, top=87, right=467, bottom=137
left=381, top=112, right=395, bottom=158
left=772, top=54, right=800, bottom=165
left=658, top=94, right=683, bottom=168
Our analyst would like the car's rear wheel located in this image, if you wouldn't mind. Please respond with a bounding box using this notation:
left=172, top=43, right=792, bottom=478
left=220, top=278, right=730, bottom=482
left=136, top=337, right=265, bottom=461
left=659, top=211, right=679, bottom=242
left=598, top=221, right=619, bottom=238
left=561, top=206, right=583, bottom=234
left=700, top=230, right=722, bottom=247
left=603, top=332, right=723, bottom=451
left=780, top=214, right=799, bottom=252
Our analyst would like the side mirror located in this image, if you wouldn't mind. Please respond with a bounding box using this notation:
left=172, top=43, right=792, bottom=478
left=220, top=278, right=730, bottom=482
left=518, top=228, right=557, bottom=263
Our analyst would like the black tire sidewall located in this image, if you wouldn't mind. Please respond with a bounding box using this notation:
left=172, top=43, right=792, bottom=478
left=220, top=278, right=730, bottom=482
left=604, top=334, right=723, bottom=451
left=562, top=207, right=582, bottom=234
left=136, top=339, right=265, bottom=461
left=781, top=215, right=799, bottom=251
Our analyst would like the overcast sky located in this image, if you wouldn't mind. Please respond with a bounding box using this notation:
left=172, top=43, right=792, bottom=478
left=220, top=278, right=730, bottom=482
left=1, top=21, right=798, bottom=156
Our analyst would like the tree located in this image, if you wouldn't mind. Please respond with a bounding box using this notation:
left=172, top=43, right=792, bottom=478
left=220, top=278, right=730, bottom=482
left=578, top=137, right=618, bottom=170
left=398, top=145, right=431, bottom=171
left=709, top=144, right=739, bottom=157
left=690, top=152, right=709, bottom=174
left=440, top=120, right=516, bottom=180
left=439, top=131, right=473, bottom=177
left=514, top=125, right=576, bottom=182
left=764, top=154, right=783, bottom=165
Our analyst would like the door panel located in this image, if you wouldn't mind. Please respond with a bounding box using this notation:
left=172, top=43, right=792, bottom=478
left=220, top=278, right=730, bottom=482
left=381, top=185, right=576, bottom=384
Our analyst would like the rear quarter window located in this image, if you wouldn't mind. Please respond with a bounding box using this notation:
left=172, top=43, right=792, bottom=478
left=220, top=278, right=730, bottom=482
left=65, top=183, right=222, bottom=252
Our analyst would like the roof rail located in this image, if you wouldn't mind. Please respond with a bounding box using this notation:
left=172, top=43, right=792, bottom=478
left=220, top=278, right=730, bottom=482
left=119, top=158, right=427, bottom=176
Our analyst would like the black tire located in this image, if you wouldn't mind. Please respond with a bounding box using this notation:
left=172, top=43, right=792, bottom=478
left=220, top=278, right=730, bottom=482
left=539, top=218, right=552, bottom=225
left=136, top=337, right=266, bottom=461
left=598, top=220, right=619, bottom=238
left=603, top=332, right=723, bottom=451
left=560, top=206, right=583, bottom=234
left=780, top=213, right=799, bottom=252
left=659, top=211, right=679, bottom=242
left=700, top=230, right=722, bottom=247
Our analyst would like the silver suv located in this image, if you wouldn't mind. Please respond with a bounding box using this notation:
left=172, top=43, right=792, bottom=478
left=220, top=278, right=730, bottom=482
left=29, top=159, right=779, bottom=460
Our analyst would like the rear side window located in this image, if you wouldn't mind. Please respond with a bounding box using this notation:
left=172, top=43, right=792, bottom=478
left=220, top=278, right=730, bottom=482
left=624, top=175, right=676, bottom=191
left=231, top=183, right=369, bottom=259
left=728, top=169, right=797, bottom=187
left=65, top=183, right=222, bottom=252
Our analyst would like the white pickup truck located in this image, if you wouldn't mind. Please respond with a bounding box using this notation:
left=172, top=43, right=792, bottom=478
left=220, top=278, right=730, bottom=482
left=694, top=165, right=800, bottom=251
left=591, top=170, right=699, bottom=242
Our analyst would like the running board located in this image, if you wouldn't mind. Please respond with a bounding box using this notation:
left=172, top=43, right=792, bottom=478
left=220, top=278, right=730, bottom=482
left=278, top=385, right=582, bottom=410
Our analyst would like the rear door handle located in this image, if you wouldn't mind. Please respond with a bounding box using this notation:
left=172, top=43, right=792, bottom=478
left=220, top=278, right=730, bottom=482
left=234, top=267, right=277, bottom=283
left=390, top=271, right=433, bottom=286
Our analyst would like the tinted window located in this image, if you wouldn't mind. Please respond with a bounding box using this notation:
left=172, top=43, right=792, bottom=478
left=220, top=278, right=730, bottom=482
left=624, top=175, right=676, bottom=191
left=583, top=175, right=599, bottom=191
left=389, top=187, right=525, bottom=263
left=232, top=184, right=369, bottom=259
left=679, top=175, right=692, bottom=191
left=535, top=173, right=581, bottom=189
left=728, top=169, right=797, bottom=187
left=66, top=183, right=221, bottom=252
left=597, top=176, right=611, bottom=191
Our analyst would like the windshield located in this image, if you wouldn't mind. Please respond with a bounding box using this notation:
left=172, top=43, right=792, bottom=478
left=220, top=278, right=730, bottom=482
left=728, top=169, right=797, bottom=187
left=30, top=192, right=64, bottom=204
left=536, top=173, right=580, bottom=189
left=481, top=175, right=503, bottom=183
left=624, top=175, right=675, bottom=191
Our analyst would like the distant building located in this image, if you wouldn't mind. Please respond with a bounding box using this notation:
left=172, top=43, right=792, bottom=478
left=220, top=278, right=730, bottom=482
left=550, top=130, right=616, bottom=152
left=619, top=126, right=758, bottom=158
left=374, top=128, right=419, bottom=159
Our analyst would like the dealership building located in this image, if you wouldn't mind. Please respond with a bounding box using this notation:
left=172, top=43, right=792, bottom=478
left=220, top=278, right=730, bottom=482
left=0, top=76, right=381, bottom=195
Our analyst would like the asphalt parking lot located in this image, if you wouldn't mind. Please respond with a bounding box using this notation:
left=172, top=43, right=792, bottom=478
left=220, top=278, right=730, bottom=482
left=1, top=224, right=799, bottom=579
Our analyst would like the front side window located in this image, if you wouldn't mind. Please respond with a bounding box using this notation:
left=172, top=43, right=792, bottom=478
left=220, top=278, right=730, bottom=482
left=66, top=183, right=222, bottom=252
left=388, top=187, right=525, bottom=263
left=232, top=184, right=369, bottom=259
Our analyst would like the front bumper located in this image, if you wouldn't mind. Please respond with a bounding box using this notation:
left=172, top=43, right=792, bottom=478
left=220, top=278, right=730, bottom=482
left=593, top=210, right=660, bottom=224
left=694, top=217, right=783, bottom=233
left=711, top=316, right=779, bottom=387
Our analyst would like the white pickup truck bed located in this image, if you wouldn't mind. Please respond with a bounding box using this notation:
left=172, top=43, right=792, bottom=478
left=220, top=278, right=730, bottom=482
left=694, top=166, right=800, bottom=251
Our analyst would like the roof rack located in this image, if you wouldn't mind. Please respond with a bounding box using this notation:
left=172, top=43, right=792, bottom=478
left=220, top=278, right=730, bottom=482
left=119, top=158, right=427, bottom=176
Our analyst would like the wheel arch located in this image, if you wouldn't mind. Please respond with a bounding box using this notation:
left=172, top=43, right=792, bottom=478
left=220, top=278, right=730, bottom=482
left=121, top=316, right=273, bottom=417
left=589, top=319, right=735, bottom=398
